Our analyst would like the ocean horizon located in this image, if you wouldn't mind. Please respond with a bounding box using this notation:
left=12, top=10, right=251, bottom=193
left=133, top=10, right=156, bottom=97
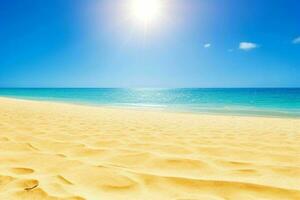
left=0, top=88, right=299, bottom=118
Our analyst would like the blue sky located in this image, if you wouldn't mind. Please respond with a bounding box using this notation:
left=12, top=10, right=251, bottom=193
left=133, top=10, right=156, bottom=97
left=0, top=0, right=299, bottom=87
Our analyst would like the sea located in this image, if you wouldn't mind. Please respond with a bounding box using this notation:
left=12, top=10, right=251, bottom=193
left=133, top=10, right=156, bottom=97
left=0, top=88, right=299, bottom=117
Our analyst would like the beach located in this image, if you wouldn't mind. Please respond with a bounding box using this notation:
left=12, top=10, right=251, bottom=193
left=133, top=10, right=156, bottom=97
left=0, top=97, right=299, bottom=200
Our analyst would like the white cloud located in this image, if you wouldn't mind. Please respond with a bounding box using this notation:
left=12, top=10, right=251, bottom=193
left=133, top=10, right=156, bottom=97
left=239, top=42, right=258, bottom=51
left=204, top=43, right=211, bottom=48
left=293, top=36, right=300, bottom=44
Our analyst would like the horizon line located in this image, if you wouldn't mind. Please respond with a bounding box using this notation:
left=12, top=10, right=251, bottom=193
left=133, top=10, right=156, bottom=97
left=0, top=87, right=299, bottom=89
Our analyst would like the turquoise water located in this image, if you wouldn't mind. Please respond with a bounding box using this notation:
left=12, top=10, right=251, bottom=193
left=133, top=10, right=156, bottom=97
left=0, top=88, right=299, bottom=117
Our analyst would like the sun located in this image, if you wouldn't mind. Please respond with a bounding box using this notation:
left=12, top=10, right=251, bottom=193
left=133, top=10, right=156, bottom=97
left=129, top=0, right=164, bottom=26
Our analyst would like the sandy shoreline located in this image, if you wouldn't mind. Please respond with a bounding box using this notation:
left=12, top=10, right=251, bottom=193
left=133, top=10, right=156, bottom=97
left=0, top=97, right=299, bottom=200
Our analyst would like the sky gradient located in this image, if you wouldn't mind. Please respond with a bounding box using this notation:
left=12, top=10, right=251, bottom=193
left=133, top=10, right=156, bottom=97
left=0, top=0, right=299, bottom=88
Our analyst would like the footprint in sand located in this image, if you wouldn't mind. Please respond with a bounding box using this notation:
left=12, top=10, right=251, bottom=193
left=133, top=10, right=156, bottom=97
left=17, top=179, right=39, bottom=191
left=10, top=167, right=34, bottom=175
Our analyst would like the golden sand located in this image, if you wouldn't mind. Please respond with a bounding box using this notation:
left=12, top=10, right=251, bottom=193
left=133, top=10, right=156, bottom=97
left=0, top=97, right=299, bottom=200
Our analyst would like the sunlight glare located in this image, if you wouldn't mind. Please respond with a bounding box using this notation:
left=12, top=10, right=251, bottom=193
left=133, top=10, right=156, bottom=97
left=129, top=0, right=164, bottom=26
